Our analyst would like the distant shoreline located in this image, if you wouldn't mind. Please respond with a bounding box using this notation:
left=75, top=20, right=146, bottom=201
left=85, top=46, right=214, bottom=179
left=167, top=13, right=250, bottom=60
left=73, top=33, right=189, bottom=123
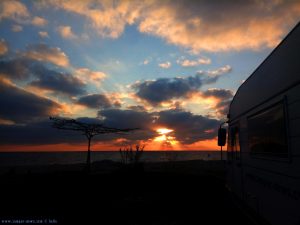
left=0, top=150, right=221, bottom=153
left=0, top=151, right=225, bottom=167
left=0, top=159, right=226, bottom=178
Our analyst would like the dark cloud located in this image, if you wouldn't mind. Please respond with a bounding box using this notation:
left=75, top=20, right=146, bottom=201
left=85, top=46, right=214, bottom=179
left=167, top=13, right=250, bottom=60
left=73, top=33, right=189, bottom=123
left=0, top=117, right=123, bottom=145
left=133, top=66, right=232, bottom=105
left=0, top=79, right=61, bottom=123
left=99, top=108, right=221, bottom=145
left=0, top=107, right=220, bottom=146
left=113, top=101, right=122, bottom=108
left=133, top=74, right=203, bottom=105
left=202, top=88, right=233, bottom=100
left=215, top=99, right=231, bottom=117
left=0, top=58, right=33, bottom=80
left=99, top=109, right=154, bottom=130
left=156, top=109, right=220, bottom=144
left=196, top=65, right=232, bottom=84
left=0, top=39, right=8, bottom=55
left=98, top=109, right=157, bottom=143
left=0, top=44, right=69, bottom=80
left=0, top=58, right=86, bottom=96
left=0, top=114, right=137, bottom=145
left=29, top=65, right=86, bottom=96
left=77, top=94, right=112, bottom=109
left=202, top=88, right=233, bottom=117
left=127, top=105, right=146, bottom=112
left=0, top=120, right=85, bottom=145
left=0, top=44, right=86, bottom=96
left=0, top=112, right=154, bottom=145
left=73, top=116, right=145, bottom=143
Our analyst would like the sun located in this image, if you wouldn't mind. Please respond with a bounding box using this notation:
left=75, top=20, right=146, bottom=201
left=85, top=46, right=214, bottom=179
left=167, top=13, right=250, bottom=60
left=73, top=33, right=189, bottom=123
left=154, top=128, right=174, bottom=143
left=157, top=128, right=173, bottom=135
left=154, top=128, right=180, bottom=149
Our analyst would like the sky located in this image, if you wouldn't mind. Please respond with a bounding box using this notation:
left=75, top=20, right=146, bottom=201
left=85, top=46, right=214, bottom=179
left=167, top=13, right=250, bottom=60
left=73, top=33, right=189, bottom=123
left=0, top=0, right=299, bottom=151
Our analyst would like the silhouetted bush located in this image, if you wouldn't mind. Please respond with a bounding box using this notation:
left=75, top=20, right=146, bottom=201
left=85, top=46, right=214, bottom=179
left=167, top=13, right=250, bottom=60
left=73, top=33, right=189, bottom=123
left=119, top=144, right=145, bottom=173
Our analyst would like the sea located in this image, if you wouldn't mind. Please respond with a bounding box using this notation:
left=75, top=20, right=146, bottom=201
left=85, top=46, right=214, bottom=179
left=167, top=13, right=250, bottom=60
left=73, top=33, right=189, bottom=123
left=0, top=151, right=226, bottom=167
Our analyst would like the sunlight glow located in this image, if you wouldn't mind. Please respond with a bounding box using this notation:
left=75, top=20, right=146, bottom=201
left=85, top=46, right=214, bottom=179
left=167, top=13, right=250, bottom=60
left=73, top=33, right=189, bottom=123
left=154, top=135, right=167, bottom=142
left=157, top=128, right=173, bottom=135
left=154, top=128, right=180, bottom=149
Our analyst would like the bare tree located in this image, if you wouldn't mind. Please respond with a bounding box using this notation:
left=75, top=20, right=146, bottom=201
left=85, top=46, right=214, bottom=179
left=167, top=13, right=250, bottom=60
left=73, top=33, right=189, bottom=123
left=49, top=117, right=138, bottom=172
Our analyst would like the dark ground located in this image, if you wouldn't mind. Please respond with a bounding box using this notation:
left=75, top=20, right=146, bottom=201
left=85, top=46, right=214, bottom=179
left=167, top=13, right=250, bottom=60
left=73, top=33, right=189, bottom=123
left=0, top=161, right=258, bottom=225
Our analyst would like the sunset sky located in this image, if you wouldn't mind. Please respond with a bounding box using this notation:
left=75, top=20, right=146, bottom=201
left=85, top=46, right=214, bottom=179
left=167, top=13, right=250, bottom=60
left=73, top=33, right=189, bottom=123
left=0, top=0, right=299, bottom=151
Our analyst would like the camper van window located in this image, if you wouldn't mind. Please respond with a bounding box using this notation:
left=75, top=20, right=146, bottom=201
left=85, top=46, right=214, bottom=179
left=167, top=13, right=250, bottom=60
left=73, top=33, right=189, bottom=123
left=227, top=130, right=232, bottom=161
left=248, top=102, right=288, bottom=158
left=233, top=128, right=240, bottom=159
left=230, top=127, right=240, bottom=160
left=227, top=126, right=240, bottom=161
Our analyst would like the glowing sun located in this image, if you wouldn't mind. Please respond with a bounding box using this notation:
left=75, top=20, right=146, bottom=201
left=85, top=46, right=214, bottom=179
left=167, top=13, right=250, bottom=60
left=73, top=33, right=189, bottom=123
left=150, top=127, right=181, bottom=150
left=157, top=128, right=173, bottom=135
left=154, top=127, right=177, bottom=146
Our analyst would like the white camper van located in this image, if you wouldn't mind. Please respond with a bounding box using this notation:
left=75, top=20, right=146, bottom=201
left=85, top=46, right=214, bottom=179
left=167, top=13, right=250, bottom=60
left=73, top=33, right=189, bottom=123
left=220, top=23, right=300, bottom=225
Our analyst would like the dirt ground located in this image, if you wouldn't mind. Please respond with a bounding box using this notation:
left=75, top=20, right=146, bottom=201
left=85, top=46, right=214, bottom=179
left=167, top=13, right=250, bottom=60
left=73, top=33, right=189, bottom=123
left=0, top=160, right=258, bottom=225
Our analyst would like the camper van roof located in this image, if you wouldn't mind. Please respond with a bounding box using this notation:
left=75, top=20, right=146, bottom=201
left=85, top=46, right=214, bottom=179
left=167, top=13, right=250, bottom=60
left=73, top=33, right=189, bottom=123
left=229, top=22, right=300, bottom=121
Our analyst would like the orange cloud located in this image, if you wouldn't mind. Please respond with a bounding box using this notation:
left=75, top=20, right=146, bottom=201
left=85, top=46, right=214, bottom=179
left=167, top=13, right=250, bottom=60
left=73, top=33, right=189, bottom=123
left=45, top=0, right=300, bottom=52
left=0, top=118, right=15, bottom=125
left=177, top=57, right=211, bottom=67
left=0, top=143, right=89, bottom=152
left=205, top=65, right=232, bottom=77
left=75, top=67, right=106, bottom=84
left=46, top=0, right=143, bottom=38
left=31, top=16, right=47, bottom=27
left=0, top=0, right=30, bottom=23
left=158, top=61, right=171, bottom=69
left=0, top=139, right=222, bottom=152
left=138, top=1, right=300, bottom=53
left=133, top=137, right=220, bottom=151
left=184, top=138, right=221, bottom=151
left=23, top=44, right=69, bottom=67
left=11, top=24, right=23, bottom=32
left=58, top=25, right=77, bottom=39
left=39, top=31, right=49, bottom=38
left=0, top=39, right=8, bottom=56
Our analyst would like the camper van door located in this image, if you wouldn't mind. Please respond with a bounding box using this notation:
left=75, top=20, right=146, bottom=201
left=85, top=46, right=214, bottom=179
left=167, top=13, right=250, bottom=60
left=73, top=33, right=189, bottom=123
left=228, top=124, right=244, bottom=199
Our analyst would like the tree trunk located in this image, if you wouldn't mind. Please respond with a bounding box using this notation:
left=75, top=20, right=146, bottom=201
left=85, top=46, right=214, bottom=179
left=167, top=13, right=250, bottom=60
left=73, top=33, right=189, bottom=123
left=86, top=137, right=91, bottom=172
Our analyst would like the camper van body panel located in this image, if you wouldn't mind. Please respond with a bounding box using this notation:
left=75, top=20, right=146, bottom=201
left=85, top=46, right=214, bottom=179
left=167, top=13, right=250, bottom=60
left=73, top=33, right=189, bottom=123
left=228, top=86, right=300, bottom=225
left=226, top=23, right=300, bottom=225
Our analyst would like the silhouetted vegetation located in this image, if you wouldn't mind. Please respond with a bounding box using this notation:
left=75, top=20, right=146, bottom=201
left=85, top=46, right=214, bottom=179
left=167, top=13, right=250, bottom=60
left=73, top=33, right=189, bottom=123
left=49, top=117, right=138, bottom=172
left=119, top=144, right=145, bottom=173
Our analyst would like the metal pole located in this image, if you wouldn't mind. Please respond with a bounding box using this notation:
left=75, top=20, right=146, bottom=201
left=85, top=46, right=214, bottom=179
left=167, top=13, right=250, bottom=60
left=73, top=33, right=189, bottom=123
left=221, top=145, right=223, bottom=161
left=86, top=136, right=91, bottom=172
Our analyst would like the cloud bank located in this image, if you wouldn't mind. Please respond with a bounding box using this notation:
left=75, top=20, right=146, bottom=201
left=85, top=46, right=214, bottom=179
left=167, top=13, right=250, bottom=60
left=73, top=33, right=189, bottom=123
left=133, top=65, right=231, bottom=105
left=77, top=94, right=112, bottom=109
left=44, top=0, right=300, bottom=52
left=23, top=44, right=69, bottom=67
left=0, top=39, right=8, bottom=56
left=0, top=78, right=61, bottom=123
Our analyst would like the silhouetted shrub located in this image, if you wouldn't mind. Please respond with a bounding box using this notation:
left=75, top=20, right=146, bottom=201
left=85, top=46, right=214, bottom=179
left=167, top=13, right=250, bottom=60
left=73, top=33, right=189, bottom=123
left=119, top=145, right=145, bottom=173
